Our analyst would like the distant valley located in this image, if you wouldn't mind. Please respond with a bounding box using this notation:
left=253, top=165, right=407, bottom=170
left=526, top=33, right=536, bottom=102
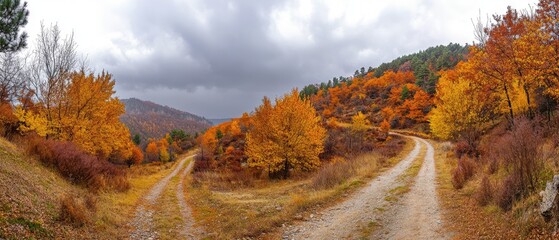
left=120, top=98, right=212, bottom=140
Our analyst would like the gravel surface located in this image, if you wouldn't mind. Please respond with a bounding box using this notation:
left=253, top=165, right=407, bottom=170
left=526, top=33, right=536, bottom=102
left=283, top=137, right=422, bottom=239
left=373, top=137, right=447, bottom=239
left=129, top=155, right=193, bottom=240
left=176, top=159, right=204, bottom=239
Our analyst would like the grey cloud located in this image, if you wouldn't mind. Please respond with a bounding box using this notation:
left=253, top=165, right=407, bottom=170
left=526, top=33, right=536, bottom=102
left=96, top=0, right=476, bottom=118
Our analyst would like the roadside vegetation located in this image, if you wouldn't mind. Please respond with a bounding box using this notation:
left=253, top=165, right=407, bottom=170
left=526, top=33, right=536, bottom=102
left=188, top=136, right=410, bottom=239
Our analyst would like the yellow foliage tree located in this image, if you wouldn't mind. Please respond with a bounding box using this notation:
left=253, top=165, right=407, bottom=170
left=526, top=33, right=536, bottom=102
left=246, top=89, right=326, bottom=179
left=350, top=111, right=369, bottom=133
left=430, top=61, right=500, bottom=143
left=14, top=106, right=49, bottom=137
left=17, top=71, right=134, bottom=160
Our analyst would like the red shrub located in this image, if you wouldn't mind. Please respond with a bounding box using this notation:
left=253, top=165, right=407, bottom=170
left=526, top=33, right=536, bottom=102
left=496, top=175, right=521, bottom=211
left=452, top=157, right=477, bottom=189
left=27, top=138, right=129, bottom=192
left=454, top=140, right=478, bottom=159
left=193, top=153, right=213, bottom=172
left=493, top=117, right=544, bottom=195
left=487, top=158, right=499, bottom=175
left=476, top=176, right=494, bottom=206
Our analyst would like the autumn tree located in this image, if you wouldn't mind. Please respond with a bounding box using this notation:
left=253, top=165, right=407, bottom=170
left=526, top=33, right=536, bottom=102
left=534, top=0, right=559, bottom=112
left=430, top=61, right=500, bottom=147
left=27, top=23, right=78, bottom=132
left=0, top=0, right=29, bottom=53
left=127, top=146, right=144, bottom=167
left=0, top=52, right=25, bottom=137
left=18, top=70, right=135, bottom=161
left=349, top=111, right=369, bottom=151
left=145, top=141, right=158, bottom=162
left=246, top=89, right=326, bottom=179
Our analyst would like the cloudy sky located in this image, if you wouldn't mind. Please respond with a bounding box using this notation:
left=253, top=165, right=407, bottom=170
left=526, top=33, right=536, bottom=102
left=25, top=0, right=535, bottom=119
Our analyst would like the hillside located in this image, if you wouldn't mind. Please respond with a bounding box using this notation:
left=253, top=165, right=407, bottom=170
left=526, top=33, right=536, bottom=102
left=299, top=43, right=468, bottom=131
left=120, top=98, right=212, bottom=140
left=301, top=43, right=468, bottom=97
left=0, top=138, right=89, bottom=239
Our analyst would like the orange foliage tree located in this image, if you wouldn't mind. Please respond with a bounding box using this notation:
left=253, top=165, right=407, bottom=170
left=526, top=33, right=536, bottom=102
left=145, top=140, right=159, bottom=162
left=246, top=89, right=326, bottom=179
left=17, top=71, right=135, bottom=161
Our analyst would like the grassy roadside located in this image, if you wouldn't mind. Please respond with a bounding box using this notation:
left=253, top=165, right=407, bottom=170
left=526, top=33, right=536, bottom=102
left=93, top=153, right=194, bottom=238
left=152, top=159, right=191, bottom=240
left=186, top=136, right=415, bottom=239
left=434, top=142, right=555, bottom=239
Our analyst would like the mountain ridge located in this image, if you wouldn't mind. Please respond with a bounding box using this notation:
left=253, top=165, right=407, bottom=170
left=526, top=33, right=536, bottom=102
left=120, top=98, right=212, bottom=140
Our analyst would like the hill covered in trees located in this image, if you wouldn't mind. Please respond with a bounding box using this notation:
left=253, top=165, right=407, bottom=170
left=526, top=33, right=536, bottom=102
left=301, top=43, right=468, bottom=98
left=120, top=98, right=211, bottom=140
left=298, top=43, right=468, bottom=131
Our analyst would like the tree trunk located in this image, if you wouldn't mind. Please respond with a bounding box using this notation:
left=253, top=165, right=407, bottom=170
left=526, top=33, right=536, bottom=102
left=503, top=84, right=514, bottom=124
left=283, top=159, right=289, bottom=179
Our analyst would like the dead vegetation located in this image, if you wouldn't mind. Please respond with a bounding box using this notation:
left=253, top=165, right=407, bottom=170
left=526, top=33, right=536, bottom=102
left=24, top=135, right=130, bottom=192
left=436, top=116, right=559, bottom=239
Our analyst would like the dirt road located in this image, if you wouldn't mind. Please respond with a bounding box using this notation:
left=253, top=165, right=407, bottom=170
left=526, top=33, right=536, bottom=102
left=372, top=137, right=446, bottom=239
left=283, top=136, right=446, bottom=239
left=129, top=155, right=201, bottom=240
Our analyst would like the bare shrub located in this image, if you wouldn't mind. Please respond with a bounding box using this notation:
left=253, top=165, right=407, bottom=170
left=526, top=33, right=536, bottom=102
left=454, top=140, right=478, bottom=159
left=84, top=194, right=98, bottom=213
left=59, top=195, right=89, bottom=226
left=487, top=158, right=499, bottom=175
left=496, top=175, right=521, bottom=211
left=193, top=153, right=213, bottom=172
left=452, top=157, right=477, bottom=189
left=476, top=175, right=493, bottom=206
left=494, top=117, right=544, bottom=196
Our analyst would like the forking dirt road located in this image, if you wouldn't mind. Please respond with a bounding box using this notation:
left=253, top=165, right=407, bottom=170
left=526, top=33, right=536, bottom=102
left=128, top=135, right=446, bottom=239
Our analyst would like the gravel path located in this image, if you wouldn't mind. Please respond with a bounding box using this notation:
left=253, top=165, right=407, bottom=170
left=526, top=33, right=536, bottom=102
left=282, top=137, right=422, bottom=239
left=176, top=159, right=204, bottom=239
left=373, top=138, right=447, bottom=239
left=129, top=155, right=194, bottom=240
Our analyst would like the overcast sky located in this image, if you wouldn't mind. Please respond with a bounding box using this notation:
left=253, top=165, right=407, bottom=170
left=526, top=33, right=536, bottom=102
left=25, top=0, right=535, bottom=119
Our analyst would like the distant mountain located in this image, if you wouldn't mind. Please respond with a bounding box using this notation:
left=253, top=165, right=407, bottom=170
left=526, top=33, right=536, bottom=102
left=209, top=118, right=232, bottom=126
left=120, top=98, right=212, bottom=140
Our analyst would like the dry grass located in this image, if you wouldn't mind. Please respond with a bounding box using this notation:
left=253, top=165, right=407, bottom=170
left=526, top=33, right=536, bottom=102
left=59, top=194, right=92, bottom=226
left=0, top=137, right=91, bottom=239
left=187, top=136, right=414, bottom=239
